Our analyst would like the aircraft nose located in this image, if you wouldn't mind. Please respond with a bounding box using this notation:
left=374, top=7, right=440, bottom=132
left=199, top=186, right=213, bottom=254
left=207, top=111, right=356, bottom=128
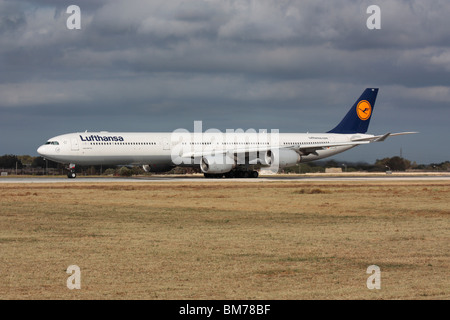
left=37, top=145, right=47, bottom=156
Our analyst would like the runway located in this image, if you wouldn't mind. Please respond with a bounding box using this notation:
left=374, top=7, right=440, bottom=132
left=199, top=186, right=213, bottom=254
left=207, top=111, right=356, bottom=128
left=1, top=174, right=449, bottom=183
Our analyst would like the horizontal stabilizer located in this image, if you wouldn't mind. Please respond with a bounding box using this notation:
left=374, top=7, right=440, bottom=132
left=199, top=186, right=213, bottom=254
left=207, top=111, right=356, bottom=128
left=375, top=133, right=391, bottom=142
left=351, top=132, right=418, bottom=143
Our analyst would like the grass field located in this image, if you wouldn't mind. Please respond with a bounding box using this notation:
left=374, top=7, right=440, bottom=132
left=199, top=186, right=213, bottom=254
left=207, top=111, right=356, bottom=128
left=0, top=180, right=448, bottom=299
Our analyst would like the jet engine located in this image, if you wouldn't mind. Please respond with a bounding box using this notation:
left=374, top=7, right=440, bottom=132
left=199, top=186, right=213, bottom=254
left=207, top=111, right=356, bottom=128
left=200, top=154, right=236, bottom=174
left=262, top=149, right=301, bottom=168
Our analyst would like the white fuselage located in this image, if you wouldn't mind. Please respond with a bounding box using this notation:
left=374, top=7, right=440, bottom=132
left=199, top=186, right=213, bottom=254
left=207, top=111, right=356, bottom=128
left=37, top=131, right=370, bottom=166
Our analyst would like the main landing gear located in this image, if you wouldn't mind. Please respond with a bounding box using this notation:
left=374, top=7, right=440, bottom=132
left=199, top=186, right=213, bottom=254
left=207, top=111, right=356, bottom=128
left=67, top=163, right=77, bottom=179
left=204, top=170, right=259, bottom=179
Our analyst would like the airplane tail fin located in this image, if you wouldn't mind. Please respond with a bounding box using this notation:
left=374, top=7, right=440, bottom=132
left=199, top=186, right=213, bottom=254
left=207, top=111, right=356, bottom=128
left=328, top=88, right=379, bottom=134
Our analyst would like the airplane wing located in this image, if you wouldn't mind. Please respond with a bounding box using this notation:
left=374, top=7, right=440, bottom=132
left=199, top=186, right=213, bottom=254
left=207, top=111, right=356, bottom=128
left=180, top=132, right=417, bottom=159
left=181, top=140, right=371, bottom=158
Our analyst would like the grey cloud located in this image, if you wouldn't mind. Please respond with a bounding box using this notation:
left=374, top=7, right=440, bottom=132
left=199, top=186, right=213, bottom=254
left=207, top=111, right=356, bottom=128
left=0, top=1, right=26, bottom=34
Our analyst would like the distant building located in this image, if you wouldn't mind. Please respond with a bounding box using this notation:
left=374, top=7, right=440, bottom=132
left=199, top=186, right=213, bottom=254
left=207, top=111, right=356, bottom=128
left=325, top=167, right=343, bottom=173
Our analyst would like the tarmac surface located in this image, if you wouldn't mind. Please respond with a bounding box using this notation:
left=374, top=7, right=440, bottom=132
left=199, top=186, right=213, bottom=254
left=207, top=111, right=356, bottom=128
left=1, top=174, right=449, bottom=183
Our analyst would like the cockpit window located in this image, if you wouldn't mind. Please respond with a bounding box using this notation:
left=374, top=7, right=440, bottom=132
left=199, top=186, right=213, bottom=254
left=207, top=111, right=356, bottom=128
left=45, top=141, right=59, bottom=145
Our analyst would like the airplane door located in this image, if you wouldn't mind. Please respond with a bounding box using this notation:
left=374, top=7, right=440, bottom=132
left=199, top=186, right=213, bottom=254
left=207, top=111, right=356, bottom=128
left=71, top=138, right=79, bottom=151
left=162, top=137, right=170, bottom=150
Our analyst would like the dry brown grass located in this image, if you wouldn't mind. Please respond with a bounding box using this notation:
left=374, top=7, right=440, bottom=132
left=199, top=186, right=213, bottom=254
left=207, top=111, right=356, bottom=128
left=0, top=180, right=449, bottom=299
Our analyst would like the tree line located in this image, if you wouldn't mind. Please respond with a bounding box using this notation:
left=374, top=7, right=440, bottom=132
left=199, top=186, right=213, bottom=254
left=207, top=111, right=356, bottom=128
left=0, top=155, right=53, bottom=169
left=0, top=154, right=449, bottom=175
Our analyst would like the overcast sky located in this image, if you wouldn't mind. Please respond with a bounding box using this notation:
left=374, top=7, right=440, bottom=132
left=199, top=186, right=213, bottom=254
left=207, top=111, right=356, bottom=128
left=0, top=0, right=449, bottom=164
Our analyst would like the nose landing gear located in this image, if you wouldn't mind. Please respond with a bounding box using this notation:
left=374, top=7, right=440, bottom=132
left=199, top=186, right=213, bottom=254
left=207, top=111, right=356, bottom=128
left=67, top=163, right=77, bottom=179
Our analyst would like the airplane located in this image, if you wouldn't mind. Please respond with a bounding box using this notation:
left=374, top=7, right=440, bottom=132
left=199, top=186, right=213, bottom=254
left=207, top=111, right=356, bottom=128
left=37, top=88, right=416, bottom=178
